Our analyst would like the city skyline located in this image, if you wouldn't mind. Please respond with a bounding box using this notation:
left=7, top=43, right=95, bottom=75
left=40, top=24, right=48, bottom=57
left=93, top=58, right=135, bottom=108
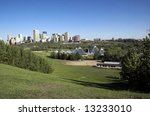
left=7, top=30, right=74, bottom=44
left=0, top=0, right=150, bottom=40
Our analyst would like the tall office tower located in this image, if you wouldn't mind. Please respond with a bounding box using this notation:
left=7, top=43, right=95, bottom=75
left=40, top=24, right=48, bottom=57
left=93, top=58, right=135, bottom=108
left=64, top=32, right=69, bottom=42
left=62, top=35, right=65, bottom=41
left=52, top=34, right=55, bottom=42
left=58, top=34, right=61, bottom=42
left=33, top=30, right=40, bottom=42
left=60, top=35, right=64, bottom=42
left=42, top=31, right=47, bottom=39
left=23, top=36, right=27, bottom=42
left=39, top=34, right=42, bottom=39
left=18, top=34, right=23, bottom=42
left=52, top=33, right=58, bottom=42
left=27, top=36, right=32, bottom=42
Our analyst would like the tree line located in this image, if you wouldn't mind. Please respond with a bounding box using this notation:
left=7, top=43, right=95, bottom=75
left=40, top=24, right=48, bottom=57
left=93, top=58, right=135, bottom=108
left=50, top=51, right=83, bottom=61
left=18, top=39, right=141, bottom=51
left=0, top=40, right=53, bottom=74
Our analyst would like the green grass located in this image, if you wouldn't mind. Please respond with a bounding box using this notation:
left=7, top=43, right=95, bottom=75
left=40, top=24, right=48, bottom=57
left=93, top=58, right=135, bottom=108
left=0, top=51, right=150, bottom=98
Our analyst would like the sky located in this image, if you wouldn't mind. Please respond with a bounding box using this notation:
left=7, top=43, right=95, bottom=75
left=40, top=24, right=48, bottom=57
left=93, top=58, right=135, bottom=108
left=0, top=0, right=150, bottom=40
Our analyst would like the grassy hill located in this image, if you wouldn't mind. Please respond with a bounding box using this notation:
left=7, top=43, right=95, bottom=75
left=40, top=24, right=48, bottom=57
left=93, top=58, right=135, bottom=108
left=0, top=51, right=150, bottom=98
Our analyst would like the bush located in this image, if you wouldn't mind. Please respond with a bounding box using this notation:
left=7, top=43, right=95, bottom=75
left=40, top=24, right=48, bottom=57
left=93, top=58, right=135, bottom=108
left=0, top=40, right=53, bottom=74
left=50, top=51, right=83, bottom=61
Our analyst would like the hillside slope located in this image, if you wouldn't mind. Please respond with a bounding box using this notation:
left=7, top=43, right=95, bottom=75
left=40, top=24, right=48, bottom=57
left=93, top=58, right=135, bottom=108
left=0, top=52, right=150, bottom=98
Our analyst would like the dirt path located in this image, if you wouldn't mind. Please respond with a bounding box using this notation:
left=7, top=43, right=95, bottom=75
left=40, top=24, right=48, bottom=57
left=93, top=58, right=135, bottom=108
left=64, top=60, right=98, bottom=66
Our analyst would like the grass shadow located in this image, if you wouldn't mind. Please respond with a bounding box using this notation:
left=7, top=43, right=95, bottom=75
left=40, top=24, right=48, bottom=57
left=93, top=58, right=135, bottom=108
left=62, top=78, right=129, bottom=91
left=46, top=56, right=51, bottom=58
left=105, top=76, right=121, bottom=81
left=63, top=77, right=150, bottom=93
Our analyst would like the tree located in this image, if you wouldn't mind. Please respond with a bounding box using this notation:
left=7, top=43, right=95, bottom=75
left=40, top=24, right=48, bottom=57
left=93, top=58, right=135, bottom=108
left=121, top=49, right=141, bottom=88
left=139, top=38, right=150, bottom=89
left=121, top=37, right=150, bottom=91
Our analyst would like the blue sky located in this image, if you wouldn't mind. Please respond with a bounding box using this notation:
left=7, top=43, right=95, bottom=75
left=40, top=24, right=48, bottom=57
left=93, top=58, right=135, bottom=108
left=0, top=0, right=150, bottom=40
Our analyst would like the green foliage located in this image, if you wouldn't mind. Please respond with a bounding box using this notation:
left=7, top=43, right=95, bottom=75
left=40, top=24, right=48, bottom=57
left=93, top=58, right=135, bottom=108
left=0, top=40, right=53, bottom=74
left=121, top=49, right=141, bottom=84
left=94, top=51, right=100, bottom=60
left=121, top=37, right=150, bottom=91
left=85, top=54, right=94, bottom=60
left=93, top=46, right=126, bottom=61
left=50, top=51, right=83, bottom=61
left=103, top=47, right=125, bottom=61
left=18, top=39, right=142, bottom=52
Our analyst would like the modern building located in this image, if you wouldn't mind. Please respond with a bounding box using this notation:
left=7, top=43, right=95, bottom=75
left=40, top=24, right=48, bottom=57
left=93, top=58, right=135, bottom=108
left=94, top=38, right=101, bottom=42
left=72, top=35, right=80, bottom=42
left=88, top=46, right=99, bottom=54
left=72, top=47, right=87, bottom=55
left=42, top=31, right=47, bottom=40
left=64, top=32, right=69, bottom=42
left=27, top=36, right=32, bottom=42
left=23, top=36, right=28, bottom=42
left=33, top=30, right=40, bottom=42
left=52, top=33, right=58, bottom=42
left=18, top=34, right=23, bottom=42
left=60, top=35, right=65, bottom=42
left=99, top=48, right=105, bottom=56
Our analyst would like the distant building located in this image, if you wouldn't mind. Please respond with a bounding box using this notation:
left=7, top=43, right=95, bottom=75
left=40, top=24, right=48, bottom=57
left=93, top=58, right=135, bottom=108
left=27, top=36, right=32, bottom=42
left=23, top=36, right=28, bottom=42
left=52, top=33, right=59, bottom=42
left=72, top=47, right=87, bottom=55
left=18, top=34, right=23, bottom=42
left=72, top=35, right=80, bottom=42
left=33, top=30, right=40, bottom=42
left=99, top=48, right=105, bottom=56
left=64, top=32, right=69, bottom=42
left=9, top=37, right=16, bottom=45
left=57, top=34, right=61, bottom=42
left=42, top=31, right=47, bottom=39
left=46, top=37, right=51, bottom=42
left=88, top=46, right=105, bottom=56
left=88, top=46, right=99, bottom=54
left=81, top=39, right=86, bottom=42
left=60, top=35, right=65, bottom=42
left=94, top=38, right=101, bottom=42
left=97, top=62, right=121, bottom=69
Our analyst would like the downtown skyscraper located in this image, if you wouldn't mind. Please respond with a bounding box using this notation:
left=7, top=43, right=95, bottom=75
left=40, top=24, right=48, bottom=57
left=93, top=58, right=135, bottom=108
left=33, top=30, right=40, bottom=42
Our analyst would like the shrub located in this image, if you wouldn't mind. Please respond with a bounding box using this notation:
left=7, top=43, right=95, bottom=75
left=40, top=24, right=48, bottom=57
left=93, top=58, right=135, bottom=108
left=0, top=40, right=53, bottom=74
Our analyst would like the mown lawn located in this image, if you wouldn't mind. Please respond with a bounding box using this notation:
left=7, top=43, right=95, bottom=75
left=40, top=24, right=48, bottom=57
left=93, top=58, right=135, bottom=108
left=0, top=51, right=150, bottom=98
